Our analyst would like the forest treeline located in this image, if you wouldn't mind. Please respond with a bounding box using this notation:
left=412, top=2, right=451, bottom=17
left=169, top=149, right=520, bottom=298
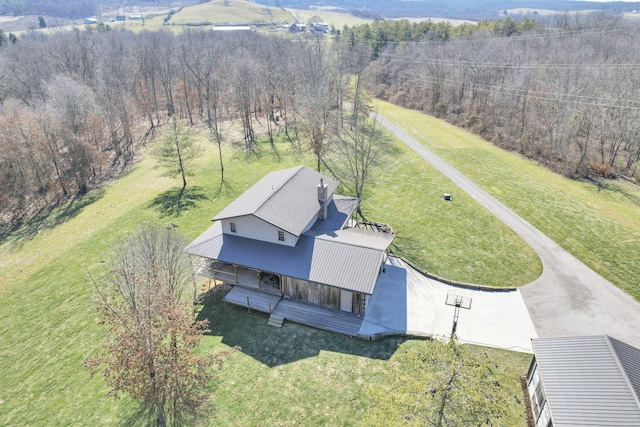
left=0, top=28, right=366, bottom=231
left=2, top=15, right=639, bottom=231
left=0, top=0, right=201, bottom=19
left=348, top=15, right=640, bottom=178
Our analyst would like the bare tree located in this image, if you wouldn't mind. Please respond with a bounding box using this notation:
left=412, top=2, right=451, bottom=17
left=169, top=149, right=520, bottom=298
left=86, top=225, right=233, bottom=427
left=294, top=38, right=339, bottom=171
left=329, top=111, right=394, bottom=220
left=154, top=115, right=201, bottom=204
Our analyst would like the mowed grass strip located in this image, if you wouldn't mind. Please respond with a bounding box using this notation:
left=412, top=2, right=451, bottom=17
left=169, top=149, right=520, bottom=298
left=375, top=100, right=640, bottom=300
left=0, top=128, right=534, bottom=425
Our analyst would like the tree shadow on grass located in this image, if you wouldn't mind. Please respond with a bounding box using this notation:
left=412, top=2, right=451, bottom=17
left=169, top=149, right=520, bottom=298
left=389, top=236, right=424, bottom=264
left=148, top=186, right=208, bottom=218
left=120, top=404, right=155, bottom=427
left=0, top=189, right=106, bottom=244
left=211, top=180, right=234, bottom=199
left=196, top=287, right=408, bottom=367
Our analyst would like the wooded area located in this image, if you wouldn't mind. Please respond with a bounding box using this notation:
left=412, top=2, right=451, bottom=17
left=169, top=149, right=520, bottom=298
left=356, top=15, right=640, bottom=179
left=0, top=29, right=355, bottom=231
left=2, top=15, right=638, bottom=231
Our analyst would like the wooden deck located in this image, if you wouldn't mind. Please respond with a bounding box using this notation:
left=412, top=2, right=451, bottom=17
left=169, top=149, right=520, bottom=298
left=271, top=299, right=364, bottom=337
left=222, top=286, right=365, bottom=337
left=224, top=286, right=282, bottom=314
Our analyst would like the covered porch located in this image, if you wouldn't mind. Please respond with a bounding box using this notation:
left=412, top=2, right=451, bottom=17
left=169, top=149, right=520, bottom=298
left=207, top=260, right=282, bottom=295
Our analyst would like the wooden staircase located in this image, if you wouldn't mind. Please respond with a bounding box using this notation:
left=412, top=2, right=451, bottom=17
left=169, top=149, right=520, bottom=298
left=267, top=313, right=285, bottom=328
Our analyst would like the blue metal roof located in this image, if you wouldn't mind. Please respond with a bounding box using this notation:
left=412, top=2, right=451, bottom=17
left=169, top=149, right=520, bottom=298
left=185, top=221, right=394, bottom=294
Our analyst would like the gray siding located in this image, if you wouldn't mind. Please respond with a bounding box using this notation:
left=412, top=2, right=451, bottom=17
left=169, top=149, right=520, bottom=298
left=220, top=215, right=297, bottom=247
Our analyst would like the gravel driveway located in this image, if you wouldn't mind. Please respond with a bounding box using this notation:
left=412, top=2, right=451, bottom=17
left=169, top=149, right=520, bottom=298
left=375, top=114, right=640, bottom=348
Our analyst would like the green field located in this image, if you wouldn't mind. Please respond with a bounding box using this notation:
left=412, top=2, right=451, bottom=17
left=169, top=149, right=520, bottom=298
left=116, top=0, right=294, bottom=33
left=171, top=0, right=292, bottom=25
left=0, top=117, right=536, bottom=424
left=362, top=139, right=540, bottom=287
left=290, top=9, right=372, bottom=29
left=375, top=100, right=640, bottom=301
left=114, top=1, right=370, bottom=33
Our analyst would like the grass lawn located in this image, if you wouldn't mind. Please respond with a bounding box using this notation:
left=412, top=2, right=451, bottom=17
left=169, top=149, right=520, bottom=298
left=375, top=100, right=640, bottom=301
left=0, top=122, right=535, bottom=425
left=361, top=140, right=540, bottom=286
left=197, top=286, right=530, bottom=426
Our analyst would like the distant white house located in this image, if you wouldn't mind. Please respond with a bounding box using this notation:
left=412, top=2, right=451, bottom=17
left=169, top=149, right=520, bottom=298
left=84, top=18, right=98, bottom=25
left=185, top=166, right=395, bottom=319
left=526, top=335, right=640, bottom=427
left=130, top=14, right=144, bottom=21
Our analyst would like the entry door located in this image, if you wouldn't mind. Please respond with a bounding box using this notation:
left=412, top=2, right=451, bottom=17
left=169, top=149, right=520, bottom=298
left=352, top=293, right=366, bottom=316
left=340, top=290, right=353, bottom=312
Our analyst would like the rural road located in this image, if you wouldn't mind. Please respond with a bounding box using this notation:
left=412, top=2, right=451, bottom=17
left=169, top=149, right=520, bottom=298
left=375, top=114, right=640, bottom=349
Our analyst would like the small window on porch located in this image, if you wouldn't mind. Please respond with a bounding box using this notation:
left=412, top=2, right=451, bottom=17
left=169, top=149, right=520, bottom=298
left=230, top=222, right=236, bottom=233
left=278, top=230, right=285, bottom=242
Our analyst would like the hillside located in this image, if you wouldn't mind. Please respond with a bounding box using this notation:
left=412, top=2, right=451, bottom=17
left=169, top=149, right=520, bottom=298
left=254, top=0, right=640, bottom=20
left=0, top=121, right=534, bottom=424
left=169, top=0, right=292, bottom=25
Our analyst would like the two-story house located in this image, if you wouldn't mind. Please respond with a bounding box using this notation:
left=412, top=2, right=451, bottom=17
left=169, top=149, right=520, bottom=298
left=185, top=165, right=395, bottom=329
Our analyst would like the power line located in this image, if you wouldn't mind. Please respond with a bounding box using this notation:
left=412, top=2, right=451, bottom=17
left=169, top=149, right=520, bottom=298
left=346, top=22, right=640, bottom=47
left=375, top=52, right=640, bottom=70
left=373, top=68, right=640, bottom=110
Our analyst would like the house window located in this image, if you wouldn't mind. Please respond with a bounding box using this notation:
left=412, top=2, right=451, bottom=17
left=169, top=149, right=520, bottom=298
left=230, top=222, right=236, bottom=233
left=532, top=381, right=547, bottom=422
left=278, top=230, right=285, bottom=242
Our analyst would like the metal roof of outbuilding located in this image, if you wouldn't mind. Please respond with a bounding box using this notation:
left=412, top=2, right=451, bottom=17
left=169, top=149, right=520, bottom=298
left=532, top=335, right=640, bottom=426
left=212, top=166, right=339, bottom=237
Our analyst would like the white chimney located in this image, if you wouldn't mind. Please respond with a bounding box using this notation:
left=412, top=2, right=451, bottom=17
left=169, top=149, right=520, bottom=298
left=318, top=178, right=328, bottom=220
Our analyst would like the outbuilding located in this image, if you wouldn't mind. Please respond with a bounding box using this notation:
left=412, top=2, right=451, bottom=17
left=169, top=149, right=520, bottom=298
left=525, top=335, right=640, bottom=427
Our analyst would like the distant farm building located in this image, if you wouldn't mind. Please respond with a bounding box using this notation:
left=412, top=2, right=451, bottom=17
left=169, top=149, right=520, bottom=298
left=114, top=15, right=126, bottom=22
left=212, top=24, right=251, bottom=32
left=84, top=18, right=98, bottom=25
left=130, top=14, right=144, bottom=21
left=311, top=22, right=331, bottom=34
left=288, top=23, right=306, bottom=33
